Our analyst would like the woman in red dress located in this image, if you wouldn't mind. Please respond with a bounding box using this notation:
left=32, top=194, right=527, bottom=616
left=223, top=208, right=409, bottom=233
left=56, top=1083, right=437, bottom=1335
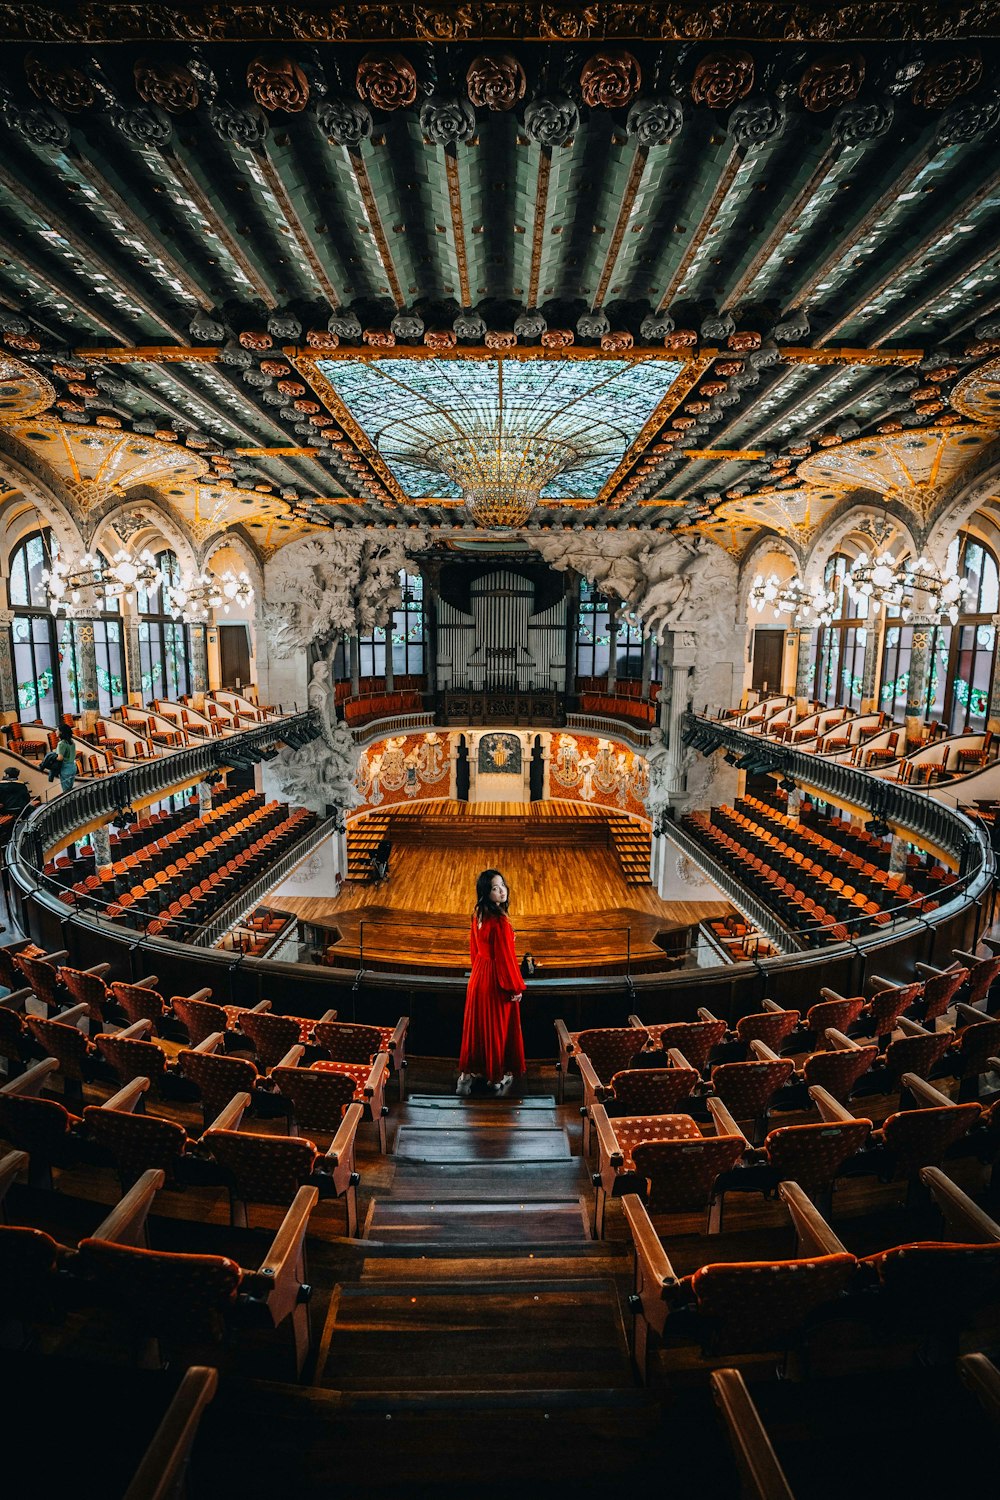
left=457, top=869, right=526, bottom=1095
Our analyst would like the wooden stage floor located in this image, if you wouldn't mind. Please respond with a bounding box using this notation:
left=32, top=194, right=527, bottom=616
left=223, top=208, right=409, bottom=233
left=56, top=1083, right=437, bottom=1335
left=278, top=802, right=732, bottom=976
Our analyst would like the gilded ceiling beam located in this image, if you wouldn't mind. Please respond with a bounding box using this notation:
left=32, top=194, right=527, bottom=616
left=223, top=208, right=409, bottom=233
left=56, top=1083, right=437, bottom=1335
left=66, top=152, right=214, bottom=313
left=0, top=228, right=125, bottom=341
left=347, top=150, right=406, bottom=309
left=602, top=354, right=715, bottom=507
left=785, top=146, right=934, bottom=315
left=161, top=149, right=278, bottom=309
left=817, top=164, right=1000, bottom=346
left=0, top=161, right=187, bottom=341
left=255, top=148, right=342, bottom=309
left=444, top=149, right=473, bottom=310
left=655, top=144, right=742, bottom=314
left=592, top=145, right=648, bottom=311
left=526, top=147, right=551, bottom=312
left=70, top=342, right=922, bottom=366
left=720, top=147, right=840, bottom=313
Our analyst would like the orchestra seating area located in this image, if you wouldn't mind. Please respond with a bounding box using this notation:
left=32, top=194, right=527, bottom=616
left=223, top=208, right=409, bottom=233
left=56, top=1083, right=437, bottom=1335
left=43, top=789, right=318, bottom=938
left=682, top=790, right=956, bottom=944
left=2, top=920, right=999, bottom=1493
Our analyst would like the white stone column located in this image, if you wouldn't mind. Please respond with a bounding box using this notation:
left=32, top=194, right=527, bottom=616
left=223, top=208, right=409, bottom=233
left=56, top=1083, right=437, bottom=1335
left=662, top=631, right=698, bottom=800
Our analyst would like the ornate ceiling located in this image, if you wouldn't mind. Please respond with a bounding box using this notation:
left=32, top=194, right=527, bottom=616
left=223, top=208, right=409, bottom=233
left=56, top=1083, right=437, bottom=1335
left=0, top=12, right=998, bottom=562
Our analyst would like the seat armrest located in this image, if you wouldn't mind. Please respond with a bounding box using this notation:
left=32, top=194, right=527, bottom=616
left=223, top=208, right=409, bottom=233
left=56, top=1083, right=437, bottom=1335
left=204, top=1091, right=252, bottom=1135
left=42, top=949, right=70, bottom=964
left=620, top=1193, right=679, bottom=1289
left=697, top=1007, right=721, bottom=1023
left=868, top=975, right=899, bottom=994
left=807, top=1085, right=856, bottom=1123
left=317, top=1008, right=338, bottom=1025
left=84, top=963, right=112, bottom=978
left=101, top=1077, right=151, bottom=1113
left=248, top=999, right=271, bottom=1014
left=134, top=975, right=160, bottom=990
left=275, top=1044, right=305, bottom=1072
left=388, top=1016, right=409, bottom=1052
left=91, top=1167, right=165, bottom=1247
left=123, top=1366, right=218, bottom=1500
left=627, top=1014, right=645, bottom=1030
left=191, top=1031, right=225, bottom=1055
left=921, top=1166, right=1000, bottom=1242
left=955, top=1003, right=989, bottom=1026
left=761, top=999, right=784, bottom=1013
left=666, top=1047, right=694, bottom=1071
left=897, top=1016, right=932, bottom=1037
left=255, top=1183, right=320, bottom=1327
left=0, top=1149, right=28, bottom=1203
left=364, top=1051, right=389, bottom=1098
left=591, top=1102, right=623, bottom=1170
left=710, top=1370, right=796, bottom=1500
left=576, top=1052, right=607, bottom=1105
left=778, top=1181, right=850, bottom=1257
left=818, top=988, right=847, bottom=1003
left=0, top=1055, right=60, bottom=1097
left=952, top=949, right=980, bottom=966
left=750, top=1040, right=781, bottom=1062
left=0, top=986, right=33, bottom=1013
left=106, top=1018, right=153, bottom=1040
left=707, top=1094, right=748, bottom=1143
left=54, top=1002, right=91, bottom=1029
left=554, top=1018, right=574, bottom=1055
left=323, top=1101, right=364, bottom=1169
left=959, top=1354, right=1000, bottom=1425
left=900, top=1073, right=955, bottom=1108
left=180, top=987, right=213, bottom=1005
left=915, top=961, right=946, bottom=977
left=825, top=1027, right=861, bottom=1052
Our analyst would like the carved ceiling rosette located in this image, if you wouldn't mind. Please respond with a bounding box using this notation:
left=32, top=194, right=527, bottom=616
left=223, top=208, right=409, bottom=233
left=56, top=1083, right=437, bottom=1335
left=912, top=52, right=983, bottom=108
left=247, top=54, right=311, bottom=113
left=690, top=51, right=755, bottom=110
left=466, top=53, right=526, bottom=111
left=133, top=58, right=200, bottom=112
left=798, top=52, right=865, bottom=112
left=356, top=51, right=418, bottom=112
left=24, top=54, right=94, bottom=111
left=580, top=50, right=643, bottom=110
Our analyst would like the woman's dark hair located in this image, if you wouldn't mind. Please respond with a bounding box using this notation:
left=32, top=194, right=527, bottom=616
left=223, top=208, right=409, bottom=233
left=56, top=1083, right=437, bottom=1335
left=474, top=868, right=510, bottom=921
left=58, top=727, right=74, bottom=742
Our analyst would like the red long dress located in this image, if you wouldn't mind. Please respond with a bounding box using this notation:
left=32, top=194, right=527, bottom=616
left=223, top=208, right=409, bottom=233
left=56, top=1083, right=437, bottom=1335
left=458, top=912, right=526, bottom=1081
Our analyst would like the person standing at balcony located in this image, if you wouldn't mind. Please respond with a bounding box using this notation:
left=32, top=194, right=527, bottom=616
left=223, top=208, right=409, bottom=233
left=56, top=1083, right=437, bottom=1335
left=55, top=726, right=77, bottom=794
left=457, top=869, right=525, bottom=1096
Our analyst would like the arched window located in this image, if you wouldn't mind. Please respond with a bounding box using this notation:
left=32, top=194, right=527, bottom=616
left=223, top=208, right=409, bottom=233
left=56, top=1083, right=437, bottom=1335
left=6, top=529, right=128, bottom=724
left=944, top=533, right=998, bottom=734
left=613, top=607, right=645, bottom=681
left=577, top=578, right=612, bottom=681
left=813, top=553, right=868, bottom=710
left=138, top=549, right=190, bottom=700
left=391, top=570, right=424, bottom=677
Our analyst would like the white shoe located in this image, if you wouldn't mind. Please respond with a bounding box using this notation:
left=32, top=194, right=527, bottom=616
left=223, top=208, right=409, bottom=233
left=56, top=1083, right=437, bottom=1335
left=456, top=1072, right=472, bottom=1095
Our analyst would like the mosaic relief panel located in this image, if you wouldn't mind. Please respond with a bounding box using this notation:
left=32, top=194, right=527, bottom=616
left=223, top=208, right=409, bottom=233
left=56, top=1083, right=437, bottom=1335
left=353, top=730, right=451, bottom=812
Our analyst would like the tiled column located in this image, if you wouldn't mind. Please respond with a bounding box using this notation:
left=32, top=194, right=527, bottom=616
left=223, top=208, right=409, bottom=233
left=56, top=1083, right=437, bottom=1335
left=189, top=624, right=208, bottom=695
left=987, top=614, right=1000, bottom=732
left=794, top=627, right=814, bottom=709
left=73, top=607, right=100, bottom=729
left=904, top=613, right=935, bottom=749
left=0, top=607, right=16, bottom=718
left=860, top=617, right=884, bottom=715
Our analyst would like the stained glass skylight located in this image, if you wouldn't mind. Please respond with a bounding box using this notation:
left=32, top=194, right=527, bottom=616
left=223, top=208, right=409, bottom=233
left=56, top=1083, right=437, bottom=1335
left=316, top=356, right=684, bottom=500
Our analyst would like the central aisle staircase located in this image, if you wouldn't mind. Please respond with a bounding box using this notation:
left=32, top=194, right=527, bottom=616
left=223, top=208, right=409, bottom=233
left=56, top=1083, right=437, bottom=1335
left=189, top=1071, right=676, bottom=1499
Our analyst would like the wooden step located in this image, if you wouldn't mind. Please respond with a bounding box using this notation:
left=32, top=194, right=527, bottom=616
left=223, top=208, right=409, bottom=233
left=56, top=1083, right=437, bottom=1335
left=387, top=1159, right=587, bottom=1202
left=394, top=1125, right=572, bottom=1162
left=319, top=1277, right=634, bottom=1393
left=366, top=1199, right=588, bottom=1245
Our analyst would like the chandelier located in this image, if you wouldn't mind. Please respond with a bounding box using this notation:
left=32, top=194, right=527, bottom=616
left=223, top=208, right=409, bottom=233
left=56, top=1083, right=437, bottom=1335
left=43, top=547, right=163, bottom=617
left=433, top=361, right=571, bottom=530
left=750, top=573, right=838, bottom=628
left=164, top=568, right=254, bottom=623
left=846, top=551, right=968, bottom=624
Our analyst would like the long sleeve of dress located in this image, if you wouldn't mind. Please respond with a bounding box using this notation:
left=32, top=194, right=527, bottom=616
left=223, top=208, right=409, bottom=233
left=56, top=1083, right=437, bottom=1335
left=487, top=916, right=523, bottom=996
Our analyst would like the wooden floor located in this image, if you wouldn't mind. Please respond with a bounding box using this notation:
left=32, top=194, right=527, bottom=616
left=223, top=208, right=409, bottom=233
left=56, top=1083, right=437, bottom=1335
left=279, top=801, right=731, bottom=974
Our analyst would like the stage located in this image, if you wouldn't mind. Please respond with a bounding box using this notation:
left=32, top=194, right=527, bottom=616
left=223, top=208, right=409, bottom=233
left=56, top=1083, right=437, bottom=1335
left=278, top=801, right=733, bottom=977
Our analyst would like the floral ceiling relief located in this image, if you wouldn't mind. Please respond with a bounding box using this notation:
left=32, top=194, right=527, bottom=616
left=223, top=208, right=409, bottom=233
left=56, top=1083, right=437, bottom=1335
left=262, top=527, right=430, bottom=656
left=796, top=425, right=995, bottom=531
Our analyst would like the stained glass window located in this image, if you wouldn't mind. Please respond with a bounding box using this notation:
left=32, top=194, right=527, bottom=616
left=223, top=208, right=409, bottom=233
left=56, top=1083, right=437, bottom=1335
left=944, top=533, right=998, bottom=734
left=813, top=554, right=866, bottom=710
left=577, top=577, right=613, bottom=681
left=139, top=550, right=190, bottom=701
